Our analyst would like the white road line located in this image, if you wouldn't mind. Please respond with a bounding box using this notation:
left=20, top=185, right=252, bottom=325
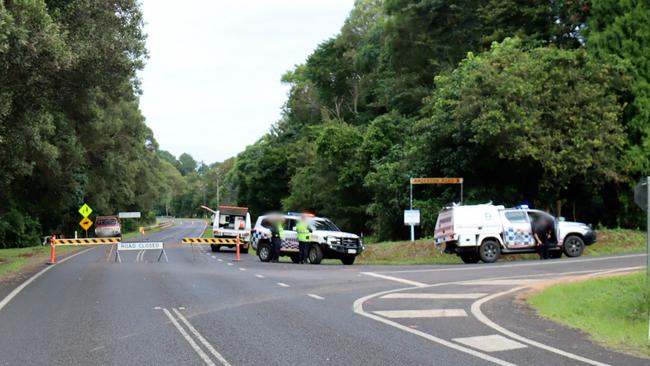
left=255, top=274, right=265, bottom=278
left=378, top=253, right=646, bottom=274
left=462, top=279, right=541, bottom=286
left=239, top=268, right=246, bottom=271
left=374, top=309, right=467, bottom=318
left=381, top=293, right=487, bottom=300
left=211, top=255, right=216, bottom=259
left=469, top=266, right=643, bottom=366
left=453, top=335, right=527, bottom=352
left=0, top=248, right=94, bottom=312
left=308, top=294, right=324, bottom=300
left=352, top=267, right=636, bottom=366
left=277, top=282, right=290, bottom=287
left=217, top=259, right=223, bottom=262
left=353, top=291, right=517, bottom=366
left=226, top=263, right=233, bottom=266
left=361, top=272, right=428, bottom=287
left=161, top=308, right=215, bottom=366
left=172, top=308, right=232, bottom=366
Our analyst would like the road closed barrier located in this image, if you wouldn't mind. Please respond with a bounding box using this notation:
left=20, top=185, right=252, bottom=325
left=182, top=237, right=243, bottom=261
left=115, top=241, right=167, bottom=263
left=48, top=237, right=122, bottom=265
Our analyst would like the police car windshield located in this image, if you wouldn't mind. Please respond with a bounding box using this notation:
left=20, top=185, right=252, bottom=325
left=309, top=219, right=340, bottom=231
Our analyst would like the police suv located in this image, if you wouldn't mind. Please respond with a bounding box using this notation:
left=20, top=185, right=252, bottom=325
left=251, top=213, right=364, bottom=265
left=434, top=204, right=596, bottom=264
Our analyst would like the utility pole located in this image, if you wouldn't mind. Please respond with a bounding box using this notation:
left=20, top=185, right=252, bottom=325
left=217, top=174, right=220, bottom=207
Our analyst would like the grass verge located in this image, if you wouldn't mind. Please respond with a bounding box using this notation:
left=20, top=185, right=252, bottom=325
left=0, top=245, right=86, bottom=279
left=528, top=271, right=649, bottom=358
left=357, top=228, right=645, bottom=265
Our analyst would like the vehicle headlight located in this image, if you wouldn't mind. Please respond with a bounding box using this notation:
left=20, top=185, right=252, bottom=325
left=327, top=237, right=340, bottom=245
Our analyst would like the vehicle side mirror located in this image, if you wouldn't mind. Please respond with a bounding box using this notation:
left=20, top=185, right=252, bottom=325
left=558, top=217, right=566, bottom=222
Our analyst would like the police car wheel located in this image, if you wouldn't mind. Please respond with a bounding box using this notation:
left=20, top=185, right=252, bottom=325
left=308, top=245, right=324, bottom=264
left=479, top=240, right=500, bottom=263
left=460, top=253, right=480, bottom=264
left=258, top=242, right=272, bottom=262
left=563, top=235, right=584, bottom=257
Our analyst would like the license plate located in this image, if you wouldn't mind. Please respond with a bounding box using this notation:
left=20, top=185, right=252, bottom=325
left=347, top=249, right=356, bottom=254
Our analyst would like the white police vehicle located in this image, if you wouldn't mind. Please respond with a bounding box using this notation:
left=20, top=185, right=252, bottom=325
left=251, top=213, right=364, bottom=265
left=434, top=204, right=596, bottom=263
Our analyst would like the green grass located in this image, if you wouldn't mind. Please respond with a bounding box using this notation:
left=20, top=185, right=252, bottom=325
left=357, top=228, right=645, bottom=265
left=0, top=245, right=84, bottom=278
left=528, top=272, right=650, bottom=358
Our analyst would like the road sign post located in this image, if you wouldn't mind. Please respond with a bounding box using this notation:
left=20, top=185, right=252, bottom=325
left=408, top=177, right=464, bottom=241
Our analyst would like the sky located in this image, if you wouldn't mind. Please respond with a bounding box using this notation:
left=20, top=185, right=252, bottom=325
left=139, top=1, right=355, bottom=164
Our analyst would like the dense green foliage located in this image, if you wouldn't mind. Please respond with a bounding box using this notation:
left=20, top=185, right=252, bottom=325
left=2, top=0, right=649, bottom=245
left=231, top=0, right=649, bottom=240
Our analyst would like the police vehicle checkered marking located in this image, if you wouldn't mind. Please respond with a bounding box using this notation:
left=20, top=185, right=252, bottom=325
left=504, top=227, right=534, bottom=245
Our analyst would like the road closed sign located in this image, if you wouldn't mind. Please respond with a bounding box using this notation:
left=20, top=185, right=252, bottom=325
left=118, top=242, right=164, bottom=251
left=404, top=209, right=421, bottom=225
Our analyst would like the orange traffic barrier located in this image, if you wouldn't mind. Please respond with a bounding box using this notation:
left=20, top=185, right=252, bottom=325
left=236, top=235, right=241, bottom=262
left=49, top=235, right=57, bottom=265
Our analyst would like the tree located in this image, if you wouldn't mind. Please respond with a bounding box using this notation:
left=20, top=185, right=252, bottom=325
left=176, top=153, right=198, bottom=176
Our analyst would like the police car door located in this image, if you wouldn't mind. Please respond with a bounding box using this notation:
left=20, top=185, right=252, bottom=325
left=500, top=210, right=535, bottom=249
left=284, top=219, right=299, bottom=252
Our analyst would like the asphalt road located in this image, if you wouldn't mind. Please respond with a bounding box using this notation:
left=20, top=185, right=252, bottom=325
left=0, top=220, right=646, bottom=366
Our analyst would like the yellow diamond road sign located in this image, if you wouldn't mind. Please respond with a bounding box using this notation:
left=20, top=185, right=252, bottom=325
left=79, top=217, right=93, bottom=231
left=78, top=203, right=93, bottom=217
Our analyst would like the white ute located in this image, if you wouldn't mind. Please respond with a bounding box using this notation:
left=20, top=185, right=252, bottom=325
left=203, top=205, right=251, bottom=253
left=434, top=204, right=597, bottom=263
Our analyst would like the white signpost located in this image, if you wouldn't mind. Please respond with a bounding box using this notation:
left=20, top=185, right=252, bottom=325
left=115, top=241, right=167, bottom=262
left=118, top=212, right=141, bottom=219
left=404, top=209, right=421, bottom=242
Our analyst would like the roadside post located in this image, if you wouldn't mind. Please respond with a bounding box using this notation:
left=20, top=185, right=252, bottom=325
left=633, top=176, right=650, bottom=340
left=408, top=177, right=464, bottom=241
left=48, top=235, right=57, bottom=265
left=236, top=235, right=241, bottom=262
left=403, top=209, right=421, bottom=242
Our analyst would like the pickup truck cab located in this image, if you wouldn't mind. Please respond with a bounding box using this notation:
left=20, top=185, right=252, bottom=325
left=251, top=213, right=364, bottom=265
left=95, top=216, right=121, bottom=238
left=434, top=204, right=596, bottom=263
left=210, top=205, right=251, bottom=253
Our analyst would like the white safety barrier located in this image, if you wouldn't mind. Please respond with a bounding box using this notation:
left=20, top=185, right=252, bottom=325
left=115, top=241, right=168, bottom=263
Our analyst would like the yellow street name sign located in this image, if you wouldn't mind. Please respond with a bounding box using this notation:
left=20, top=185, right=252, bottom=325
left=410, top=177, right=463, bottom=185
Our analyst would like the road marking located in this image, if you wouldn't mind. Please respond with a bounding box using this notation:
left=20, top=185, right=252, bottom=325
left=161, top=308, right=215, bottom=366
left=462, top=279, right=541, bottom=286
left=352, top=267, right=635, bottom=366
left=218, top=259, right=223, bottom=262
left=378, top=253, right=646, bottom=274
left=469, top=267, right=642, bottom=366
left=0, top=248, right=94, bottom=312
left=277, top=282, right=290, bottom=287
left=374, top=309, right=467, bottom=318
left=172, top=308, right=232, bottom=366
left=255, top=274, right=265, bottom=278
left=227, top=263, right=233, bottom=266
left=211, top=255, right=216, bottom=259
left=453, top=335, right=527, bottom=352
left=361, top=272, right=428, bottom=287
left=308, top=294, right=324, bottom=300
left=239, top=268, right=246, bottom=271
left=381, top=293, right=487, bottom=300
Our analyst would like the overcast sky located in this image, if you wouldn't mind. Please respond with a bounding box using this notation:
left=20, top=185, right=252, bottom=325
left=139, top=1, right=355, bottom=164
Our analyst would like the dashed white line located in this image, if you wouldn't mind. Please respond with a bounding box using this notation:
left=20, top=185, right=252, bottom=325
left=462, top=279, right=541, bottom=286
left=308, top=294, right=324, bottom=300
left=217, top=259, right=223, bottom=262
left=227, top=263, right=233, bottom=266
left=255, top=274, right=265, bottom=278
left=276, top=282, right=290, bottom=287
left=211, top=255, right=216, bottom=259
left=239, top=268, right=246, bottom=271
left=374, top=309, right=467, bottom=319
